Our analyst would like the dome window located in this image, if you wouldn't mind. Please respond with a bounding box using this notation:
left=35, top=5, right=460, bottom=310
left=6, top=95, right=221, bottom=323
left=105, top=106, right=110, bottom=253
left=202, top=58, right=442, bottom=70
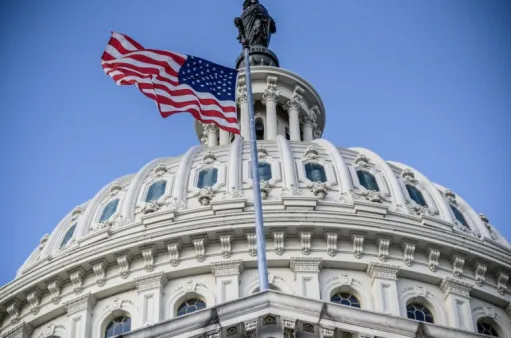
left=257, top=162, right=272, bottom=181
left=406, top=303, right=434, bottom=323
left=105, top=315, right=131, bottom=338
left=146, top=180, right=167, bottom=202
left=406, top=184, right=427, bottom=207
left=100, top=199, right=119, bottom=223
left=450, top=205, right=469, bottom=228
left=255, top=118, right=265, bottom=140
left=197, top=168, right=218, bottom=188
left=330, top=292, right=361, bottom=308
left=177, top=298, right=206, bottom=317
left=60, top=223, right=76, bottom=249
left=477, top=319, right=499, bottom=336
left=305, top=163, right=327, bottom=183
left=357, top=170, right=379, bottom=191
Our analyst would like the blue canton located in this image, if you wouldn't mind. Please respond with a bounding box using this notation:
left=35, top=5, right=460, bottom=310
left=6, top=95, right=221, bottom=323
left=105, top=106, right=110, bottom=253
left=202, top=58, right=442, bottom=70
left=178, top=55, right=238, bottom=101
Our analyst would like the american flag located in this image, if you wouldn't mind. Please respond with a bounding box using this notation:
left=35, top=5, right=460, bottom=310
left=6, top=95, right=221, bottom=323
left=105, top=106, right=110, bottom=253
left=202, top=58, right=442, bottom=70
left=101, top=32, right=240, bottom=134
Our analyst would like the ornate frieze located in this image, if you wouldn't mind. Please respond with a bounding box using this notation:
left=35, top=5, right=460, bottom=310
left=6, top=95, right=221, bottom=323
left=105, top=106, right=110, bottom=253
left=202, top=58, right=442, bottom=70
left=325, top=232, right=338, bottom=257
left=135, top=272, right=168, bottom=291
left=366, top=263, right=399, bottom=281
left=320, top=327, right=336, bottom=338
left=427, top=248, right=440, bottom=272
left=439, top=277, right=473, bottom=297
left=300, top=231, right=312, bottom=255
left=25, top=289, right=42, bottom=315
left=290, top=257, right=322, bottom=273
left=402, top=241, right=416, bottom=267
left=166, top=240, right=182, bottom=267
left=116, top=251, right=132, bottom=279
left=47, top=277, right=63, bottom=304
left=69, top=267, right=85, bottom=294
left=2, top=321, right=33, bottom=338
left=473, top=262, right=487, bottom=287
left=211, top=260, right=244, bottom=277
left=451, top=255, right=465, bottom=278
left=497, top=271, right=509, bottom=295
left=192, top=236, right=207, bottom=262
left=351, top=234, right=364, bottom=259
left=92, top=259, right=108, bottom=286
left=282, top=318, right=296, bottom=338
left=377, top=237, right=390, bottom=262
left=64, top=292, right=97, bottom=315
left=273, top=231, right=285, bottom=256
left=244, top=319, right=258, bottom=338
left=6, top=299, right=21, bottom=324
left=140, top=245, right=157, bottom=272
left=246, top=233, right=257, bottom=257
left=219, top=234, right=232, bottom=259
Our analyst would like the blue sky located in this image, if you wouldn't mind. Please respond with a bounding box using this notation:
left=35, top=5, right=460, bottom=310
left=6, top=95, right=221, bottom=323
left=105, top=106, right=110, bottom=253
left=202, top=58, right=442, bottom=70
left=0, top=1, right=509, bottom=286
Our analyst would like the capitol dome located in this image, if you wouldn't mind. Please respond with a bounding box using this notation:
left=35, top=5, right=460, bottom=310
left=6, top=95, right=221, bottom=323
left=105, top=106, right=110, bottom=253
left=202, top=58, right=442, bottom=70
left=1, top=4, right=511, bottom=338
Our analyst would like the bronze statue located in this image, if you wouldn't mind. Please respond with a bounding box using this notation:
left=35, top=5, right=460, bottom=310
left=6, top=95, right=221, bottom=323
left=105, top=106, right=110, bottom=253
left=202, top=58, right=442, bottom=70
left=235, top=0, right=276, bottom=48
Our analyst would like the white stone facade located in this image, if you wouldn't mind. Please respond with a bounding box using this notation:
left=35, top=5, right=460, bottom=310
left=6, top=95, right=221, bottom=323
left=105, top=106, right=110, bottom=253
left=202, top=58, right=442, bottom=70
left=1, top=65, right=510, bottom=338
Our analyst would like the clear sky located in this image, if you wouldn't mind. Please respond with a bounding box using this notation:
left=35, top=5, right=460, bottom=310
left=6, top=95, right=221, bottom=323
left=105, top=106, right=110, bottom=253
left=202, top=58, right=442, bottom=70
left=0, top=1, right=509, bottom=286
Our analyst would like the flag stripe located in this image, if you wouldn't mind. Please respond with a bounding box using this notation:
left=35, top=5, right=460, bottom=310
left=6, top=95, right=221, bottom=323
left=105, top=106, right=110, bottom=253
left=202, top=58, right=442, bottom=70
left=101, top=32, right=239, bottom=134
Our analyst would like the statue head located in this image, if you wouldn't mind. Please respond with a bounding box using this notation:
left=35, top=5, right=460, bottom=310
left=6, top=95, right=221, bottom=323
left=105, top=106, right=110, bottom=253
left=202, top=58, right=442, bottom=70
left=243, top=0, right=259, bottom=10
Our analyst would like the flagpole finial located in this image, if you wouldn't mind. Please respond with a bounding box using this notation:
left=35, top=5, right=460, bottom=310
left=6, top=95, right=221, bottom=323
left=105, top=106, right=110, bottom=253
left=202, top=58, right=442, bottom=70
left=234, top=0, right=279, bottom=69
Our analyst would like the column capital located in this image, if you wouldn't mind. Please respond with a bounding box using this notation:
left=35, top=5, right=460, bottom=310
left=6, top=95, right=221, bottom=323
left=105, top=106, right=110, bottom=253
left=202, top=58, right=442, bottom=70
left=290, top=257, right=322, bottom=273
left=439, top=277, right=473, bottom=297
left=285, top=96, right=301, bottom=111
left=300, top=114, right=316, bottom=128
left=202, top=122, right=218, bottom=134
left=135, top=271, right=168, bottom=292
left=2, top=321, right=33, bottom=338
left=236, top=77, right=248, bottom=104
left=366, top=262, right=400, bottom=281
left=262, top=87, right=280, bottom=105
left=211, top=259, right=244, bottom=277
left=64, top=292, right=97, bottom=315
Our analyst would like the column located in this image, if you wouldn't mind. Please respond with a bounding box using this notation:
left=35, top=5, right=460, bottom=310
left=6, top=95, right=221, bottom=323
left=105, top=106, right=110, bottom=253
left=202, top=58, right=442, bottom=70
left=285, top=97, right=301, bottom=141
left=290, top=257, right=322, bottom=299
left=300, top=115, right=314, bottom=142
left=203, top=123, right=218, bottom=147
left=366, top=263, right=400, bottom=316
left=64, top=293, right=96, bottom=338
left=237, top=75, right=250, bottom=140
left=211, top=260, right=244, bottom=302
left=135, top=272, right=168, bottom=326
left=439, top=277, right=474, bottom=331
left=219, top=129, right=230, bottom=145
left=262, top=76, right=279, bottom=140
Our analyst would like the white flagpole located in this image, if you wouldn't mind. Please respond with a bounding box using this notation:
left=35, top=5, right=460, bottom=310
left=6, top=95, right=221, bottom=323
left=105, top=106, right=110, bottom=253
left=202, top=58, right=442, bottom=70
left=242, top=46, right=270, bottom=291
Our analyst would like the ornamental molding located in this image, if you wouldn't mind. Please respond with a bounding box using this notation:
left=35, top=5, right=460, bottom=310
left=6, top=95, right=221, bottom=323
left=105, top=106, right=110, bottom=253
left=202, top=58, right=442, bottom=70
left=377, top=236, right=391, bottom=262
left=71, top=206, right=84, bottom=220
left=366, top=263, right=400, bottom=281
left=320, top=326, right=336, bottom=338
left=353, top=154, right=371, bottom=168
left=262, top=75, right=280, bottom=104
left=450, top=254, right=465, bottom=278
left=309, top=181, right=328, bottom=200
left=324, top=232, right=338, bottom=257
left=289, top=257, right=322, bottom=273
left=400, top=285, right=434, bottom=302
left=406, top=200, right=437, bottom=217
left=153, top=163, right=167, bottom=176
left=91, top=259, right=108, bottom=287
left=472, top=305, right=497, bottom=320
left=303, top=145, right=320, bottom=160
left=257, top=145, right=268, bottom=158
left=443, top=190, right=457, bottom=204
left=171, top=280, right=209, bottom=296
left=202, top=151, right=217, bottom=164
left=166, top=240, right=182, bottom=267
left=401, top=241, right=416, bottom=267
left=351, top=234, right=364, bottom=259
left=116, top=251, right=132, bottom=279
left=38, top=323, right=65, bottom=338
left=47, top=277, right=63, bottom=304
left=2, top=322, right=33, bottom=338
left=100, top=298, right=134, bottom=313
left=497, top=271, right=509, bottom=295
left=192, top=236, right=207, bottom=262
left=272, top=230, right=286, bottom=256
left=244, top=319, right=258, bottom=338
left=506, top=303, right=511, bottom=319
left=140, top=244, right=157, bottom=272
left=211, top=260, right=244, bottom=277
left=427, top=247, right=440, bottom=272
left=236, top=75, right=247, bottom=104
left=25, top=288, right=42, bottom=315
left=109, top=181, right=123, bottom=196
left=219, top=234, right=233, bottom=259
left=69, top=267, right=85, bottom=294
left=439, top=277, right=473, bottom=297
left=300, top=114, right=316, bottom=128
left=260, top=180, right=272, bottom=200
left=282, top=318, right=296, bottom=338
left=202, top=123, right=218, bottom=135
left=6, top=299, right=22, bottom=325
left=196, top=187, right=216, bottom=206
left=64, top=292, right=97, bottom=315
left=299, top=231, right=312, bottom=255
left=135, top=271, right=168, bottom=291
left=401, top=169, right=418, bottom=184
left=473, top=261, right=488, bottom=287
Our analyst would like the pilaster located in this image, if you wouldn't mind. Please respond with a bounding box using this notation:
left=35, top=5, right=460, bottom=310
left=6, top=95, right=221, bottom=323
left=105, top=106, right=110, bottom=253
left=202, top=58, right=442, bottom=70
left=439, top=277, right=474, bottom=331
left=366, top=263, right=400, bottom=316
left=64, top=292, right=97, bottom=338
left=290, top=257, right=322, bottom=299
left=211, top=260, right=244, bottom=302
left=135, top=271, right=168, bottom=326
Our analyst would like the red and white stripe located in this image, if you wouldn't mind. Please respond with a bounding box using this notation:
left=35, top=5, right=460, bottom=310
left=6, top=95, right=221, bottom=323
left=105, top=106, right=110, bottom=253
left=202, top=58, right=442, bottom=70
left=101, top=32, right=239, bottom=134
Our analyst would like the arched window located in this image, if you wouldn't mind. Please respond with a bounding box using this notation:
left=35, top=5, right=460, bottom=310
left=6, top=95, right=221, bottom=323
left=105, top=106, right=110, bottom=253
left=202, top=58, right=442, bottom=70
left=450, top=205, right=469, bottom=228
left=60, top=223, right=76, bottom=248
left=305, top=163, right=327, bottom=183
left=477, top=320, right=499, bottom=336
left=357, top=170, right=379, bottom=191
left=197, top=168, right=218, bottom=188
left=406, top=184, right=427, bottom=207
left=258, top=162, right=272, bottom=181
left=330, top=293, right=361, bottom=308
left=255, top=118, right=265, bottom=140
left=145, top=180, right=167, bottom=202
left=176, top=299, right=206, bottom=317
left=100, top=199, right=119, bottom=223
left=105, top=315, right=131, bottom=338
left=406, top=303, right=434, bottom=323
